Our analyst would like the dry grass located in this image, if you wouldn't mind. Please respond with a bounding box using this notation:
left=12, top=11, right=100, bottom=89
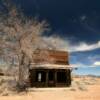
left=0, top=75, right=100, bottom=100
left=0, top=76, right=18, bottom=96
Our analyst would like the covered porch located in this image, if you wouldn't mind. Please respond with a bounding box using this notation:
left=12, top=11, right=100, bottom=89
left=29, top=64, right=71, bottom=87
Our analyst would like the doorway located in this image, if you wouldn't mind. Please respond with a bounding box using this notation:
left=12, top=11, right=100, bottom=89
left=57, top=71, right=67, bottom=83
left=48, top=70, right=55, bottom=86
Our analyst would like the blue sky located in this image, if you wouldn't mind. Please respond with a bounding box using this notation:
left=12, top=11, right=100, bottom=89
left=0, top=0, right=100, bottom=75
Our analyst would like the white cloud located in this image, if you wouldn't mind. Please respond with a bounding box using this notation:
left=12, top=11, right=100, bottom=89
left=43, top=35, right=100, bottom=52
left=69, top=41, right=100, bottom=52
left=71, top=63, right=95, bottom=68
left=43, top=36, right=69, bottom=50
left=93, top=61, right=100, bottom=66
left=71, top=63, right=87, bottom=68
left=71, top=62, right=100, bottom=68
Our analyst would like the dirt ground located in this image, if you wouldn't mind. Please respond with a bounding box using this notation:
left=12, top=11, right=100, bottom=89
left=0, top=76, right=100, bottom=100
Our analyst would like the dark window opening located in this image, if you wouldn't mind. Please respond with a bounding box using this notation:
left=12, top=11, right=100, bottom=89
left=35, top=71, right=46, bottom=82
left=57, top=71, right=67, bottom=83
left=48, top=71, right=54, bottom=81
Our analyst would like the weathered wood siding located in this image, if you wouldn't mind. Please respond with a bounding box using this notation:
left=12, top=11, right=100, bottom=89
left=32, top=49, right=69, bottom=65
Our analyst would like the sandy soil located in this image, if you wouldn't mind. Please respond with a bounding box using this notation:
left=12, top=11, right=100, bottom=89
left=0, top=77, right=100, bottom=100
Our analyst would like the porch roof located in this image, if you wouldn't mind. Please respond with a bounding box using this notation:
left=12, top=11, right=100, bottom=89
left=30, top=63, right=72, bottom=69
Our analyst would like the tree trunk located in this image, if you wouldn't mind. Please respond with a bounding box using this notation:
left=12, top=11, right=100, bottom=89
left=18, top=51, right=30, bottom=88
left=18, top=51, right=25, bottom=85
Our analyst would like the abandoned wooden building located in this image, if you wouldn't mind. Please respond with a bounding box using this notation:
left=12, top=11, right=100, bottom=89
left=29, top=49, right=72, bottom=87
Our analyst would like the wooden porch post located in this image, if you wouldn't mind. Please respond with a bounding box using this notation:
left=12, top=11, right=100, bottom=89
left=55, top=70, right=57, bottom=87
left=46, top=70, right=48, bottom=87
left=66, top=69, right=71, bottom=86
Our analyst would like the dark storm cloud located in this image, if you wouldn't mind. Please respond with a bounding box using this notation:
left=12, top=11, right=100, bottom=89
left=12, top=0, right=100, bottom=43
left=1, top=0, right=100, bottom=43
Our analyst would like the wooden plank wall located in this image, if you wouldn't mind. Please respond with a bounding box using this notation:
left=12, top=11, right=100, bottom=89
left=32, top=49, right=69, bottom=65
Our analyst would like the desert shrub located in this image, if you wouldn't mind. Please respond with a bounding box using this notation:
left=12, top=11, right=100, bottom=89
left=0, top=76, right=18, bottom=95
left=76, top=81, right=87, bottom=91
left=71, top=80, right=87, bottom=91
left=78, top=84, right=87, bottom=91
left=15, top=81, right=29, bottom=92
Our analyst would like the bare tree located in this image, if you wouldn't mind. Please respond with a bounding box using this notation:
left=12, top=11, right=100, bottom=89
left=0, top=0, right=50, bottom=89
